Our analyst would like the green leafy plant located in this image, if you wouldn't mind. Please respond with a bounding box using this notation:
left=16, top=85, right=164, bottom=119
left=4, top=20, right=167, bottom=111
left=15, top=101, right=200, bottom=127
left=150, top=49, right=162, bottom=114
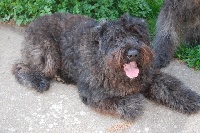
left=118, top=0, right=151, bottom=18
left=0, top=0, right=158, bottom=26
left=146, top=0, right=163, bottom=38
left=175, top=45, right=200, bottom=70
left=70, top=0, right=119, bottom=20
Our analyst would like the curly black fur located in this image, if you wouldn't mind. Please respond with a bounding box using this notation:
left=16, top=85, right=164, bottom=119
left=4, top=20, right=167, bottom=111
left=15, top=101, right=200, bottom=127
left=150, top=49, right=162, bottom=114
left=13, top=13, right=200, bottom=121
left=153, top=0, right=200, bottom=68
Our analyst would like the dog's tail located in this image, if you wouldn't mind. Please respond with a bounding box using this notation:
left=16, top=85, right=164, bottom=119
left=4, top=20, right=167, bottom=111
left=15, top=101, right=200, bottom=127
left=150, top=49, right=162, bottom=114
left=12, top=63, right=50, bottom=92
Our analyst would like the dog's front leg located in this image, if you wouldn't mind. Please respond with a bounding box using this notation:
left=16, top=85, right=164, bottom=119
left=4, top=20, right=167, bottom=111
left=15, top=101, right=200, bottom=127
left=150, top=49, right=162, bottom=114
left=143, top=72, right=200, bottom=114
left=78, top=82, right=144, bottom=121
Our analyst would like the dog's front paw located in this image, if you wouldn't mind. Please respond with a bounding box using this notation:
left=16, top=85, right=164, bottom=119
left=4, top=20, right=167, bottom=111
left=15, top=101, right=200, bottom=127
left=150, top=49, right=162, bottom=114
left=116, top=94, right=144, bottom=121
left=180, top=92, right=200, bottom=114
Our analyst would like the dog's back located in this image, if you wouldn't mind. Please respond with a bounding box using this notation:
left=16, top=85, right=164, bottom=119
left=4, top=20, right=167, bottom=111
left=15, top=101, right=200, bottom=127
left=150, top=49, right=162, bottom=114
left=13, top=13, right=97, bottom=92
left=25, top=13, right=95, bottom=46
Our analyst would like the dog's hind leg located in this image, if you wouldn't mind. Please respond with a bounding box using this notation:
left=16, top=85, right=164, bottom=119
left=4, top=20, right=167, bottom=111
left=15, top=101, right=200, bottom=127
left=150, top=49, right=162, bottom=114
left=12, top=63, right=50, bottom=92
left=143, top=72, right=200, bottom=114
left=13, top=39, right=60, bottom=92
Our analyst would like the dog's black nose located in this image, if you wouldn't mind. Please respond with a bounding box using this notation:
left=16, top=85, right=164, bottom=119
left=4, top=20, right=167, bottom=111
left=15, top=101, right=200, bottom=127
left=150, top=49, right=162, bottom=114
left=126, top=49, right=139, bottom=60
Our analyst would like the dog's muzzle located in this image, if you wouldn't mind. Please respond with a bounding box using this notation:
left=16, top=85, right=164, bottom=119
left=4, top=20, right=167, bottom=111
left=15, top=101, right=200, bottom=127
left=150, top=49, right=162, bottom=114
left=125, top=48, right=139, bottom=63
left=123, top=48, right=140, bottom=79
left=126, top=48, right=139, bottom=61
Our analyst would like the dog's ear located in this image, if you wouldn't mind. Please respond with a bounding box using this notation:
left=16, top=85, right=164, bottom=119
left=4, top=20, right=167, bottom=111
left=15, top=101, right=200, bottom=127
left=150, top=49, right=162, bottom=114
left=91, top=20, right=107, bottom=43
left=140, top=45, right=154, bottom=67
left=120, top=14, right=150, bottom=45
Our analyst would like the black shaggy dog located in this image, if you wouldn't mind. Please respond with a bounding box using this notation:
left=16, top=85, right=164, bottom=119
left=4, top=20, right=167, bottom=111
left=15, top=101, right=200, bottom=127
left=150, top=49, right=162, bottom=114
left=153, top=0, right=200, bottom=68
left=13, top=13, right=200, bottom=121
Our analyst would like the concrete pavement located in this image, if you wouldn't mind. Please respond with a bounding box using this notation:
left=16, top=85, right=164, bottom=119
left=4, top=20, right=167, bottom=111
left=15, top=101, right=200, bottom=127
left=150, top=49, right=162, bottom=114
left=0, top=25, right=200, bottom=133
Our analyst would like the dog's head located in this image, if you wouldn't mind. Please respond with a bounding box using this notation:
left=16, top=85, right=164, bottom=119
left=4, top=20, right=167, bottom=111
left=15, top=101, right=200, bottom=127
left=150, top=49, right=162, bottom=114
left=92, top=15, right=154, bottom=80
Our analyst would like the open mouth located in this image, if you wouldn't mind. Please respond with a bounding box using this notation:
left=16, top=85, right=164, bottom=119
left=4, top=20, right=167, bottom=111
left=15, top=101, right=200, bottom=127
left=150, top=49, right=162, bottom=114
left=123, top=61, right=139, bottom=79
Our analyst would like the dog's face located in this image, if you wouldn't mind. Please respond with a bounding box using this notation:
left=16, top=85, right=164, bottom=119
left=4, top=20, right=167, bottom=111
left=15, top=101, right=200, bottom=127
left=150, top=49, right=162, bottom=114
left=94, top=15, right=154, bottom=79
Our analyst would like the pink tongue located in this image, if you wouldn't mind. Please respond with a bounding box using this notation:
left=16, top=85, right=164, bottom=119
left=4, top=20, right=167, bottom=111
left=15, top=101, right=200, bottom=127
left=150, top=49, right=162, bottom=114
left=123, top=61, right=139, bottom=79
